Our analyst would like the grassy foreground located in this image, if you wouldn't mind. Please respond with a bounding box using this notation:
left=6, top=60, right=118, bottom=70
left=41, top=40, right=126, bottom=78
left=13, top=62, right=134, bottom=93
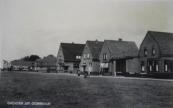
left=0, top=71, right=173, bottom=108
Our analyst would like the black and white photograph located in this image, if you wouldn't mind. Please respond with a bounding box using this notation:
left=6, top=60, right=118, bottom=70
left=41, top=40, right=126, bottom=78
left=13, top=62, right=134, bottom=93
left=0, top=0, right=173, bottom=107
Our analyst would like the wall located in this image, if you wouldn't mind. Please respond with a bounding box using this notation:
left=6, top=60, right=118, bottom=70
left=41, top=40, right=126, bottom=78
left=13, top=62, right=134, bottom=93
left=139, top=33, right=160, bottom=73
left=99, top=42, right=111, bottom=72
left=64, top=62, right=73, bottom=72
left=80, top=43, right=93, bottom=72
left=99, top=43, right=111, bottom=63
left=126, top=58, right=139, bottom=73
left=57, top=45, right=65, bottom=70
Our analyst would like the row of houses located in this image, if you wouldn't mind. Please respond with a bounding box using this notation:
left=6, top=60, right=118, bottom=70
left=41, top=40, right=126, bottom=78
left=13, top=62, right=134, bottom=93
left=10, top=54, right=57, bottom=72
left=57, top=31, right=173, bottom=76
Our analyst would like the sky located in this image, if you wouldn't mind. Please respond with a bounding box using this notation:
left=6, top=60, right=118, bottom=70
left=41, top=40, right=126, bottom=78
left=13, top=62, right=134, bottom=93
left=1, top=0, right=173, bottom=68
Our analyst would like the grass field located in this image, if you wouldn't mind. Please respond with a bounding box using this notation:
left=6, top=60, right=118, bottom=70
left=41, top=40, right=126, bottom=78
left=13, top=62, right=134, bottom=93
left=0, top=71, right=173, bottom=108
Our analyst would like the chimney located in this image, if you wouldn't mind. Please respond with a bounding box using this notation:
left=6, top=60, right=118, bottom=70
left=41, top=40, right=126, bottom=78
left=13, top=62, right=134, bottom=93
left=118, top=38, right=122, bottom=41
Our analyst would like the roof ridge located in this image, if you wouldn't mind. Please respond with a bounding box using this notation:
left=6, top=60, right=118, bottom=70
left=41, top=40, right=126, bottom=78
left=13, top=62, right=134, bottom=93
left=148, top=30, right=173, bottom=34
left=61, top=43, right=85, bottom=45
left=87, top=40, right=104, bottom=43
left=104, top=39, right=136, bottom=43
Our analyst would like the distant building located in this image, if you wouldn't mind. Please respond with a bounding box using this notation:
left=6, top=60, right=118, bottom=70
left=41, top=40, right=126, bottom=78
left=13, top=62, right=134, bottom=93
left=80, top=40, right=104, bottom=74
left=35, top=54, right=57, bottom=72
left=138, top=31, right=173, bottom=74
left=11, top=60, right=33, bottom=71
left=99, top=39, right=139, bottom=76
left=57, top=42, right=85, bottom=73
left=3, top=60, right=10, bottom=70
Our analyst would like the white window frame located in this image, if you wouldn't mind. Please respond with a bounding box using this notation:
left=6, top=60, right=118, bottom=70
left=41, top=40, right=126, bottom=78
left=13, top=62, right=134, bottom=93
left=87, top=54, right=90, bottom=59
left=84, top=54, right=86, bottom=59
left=165, top=64, right=168, bottom=72
left=103, top=53, right=107, bottom=60
left=141, top=61, right=145, bottom=72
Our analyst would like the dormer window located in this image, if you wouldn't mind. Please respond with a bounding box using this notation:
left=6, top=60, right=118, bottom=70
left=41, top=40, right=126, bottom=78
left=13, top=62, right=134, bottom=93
left=152, top=46, right=155, bottom=55
left=144, top=47, right=147, bottom=56
left=76, top=55, right=81, bottom=59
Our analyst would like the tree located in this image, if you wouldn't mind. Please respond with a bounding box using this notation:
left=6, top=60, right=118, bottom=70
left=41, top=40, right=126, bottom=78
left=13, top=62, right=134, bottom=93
left=21, top=56, right=30, bottom=61
left=29, top=55, right=41, bottom=61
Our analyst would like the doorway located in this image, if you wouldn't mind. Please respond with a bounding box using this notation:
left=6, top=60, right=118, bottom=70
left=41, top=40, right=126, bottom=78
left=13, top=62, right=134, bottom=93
left=116, top=59, right=126, bottom=75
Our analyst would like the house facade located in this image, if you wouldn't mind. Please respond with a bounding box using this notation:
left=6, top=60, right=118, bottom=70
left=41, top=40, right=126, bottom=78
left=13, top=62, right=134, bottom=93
left=80, top=40, right=104, bottom=74
left=138, top=31, right=173, bottom=74
left=57, top=42, right=85, bottom=73
left=99, top=39, right=139, bottom=76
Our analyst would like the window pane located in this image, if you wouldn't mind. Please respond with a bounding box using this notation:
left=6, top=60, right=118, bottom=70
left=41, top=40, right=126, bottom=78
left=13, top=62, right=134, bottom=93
left=142, top=65, right=145, bottom=71
left=150, top=65, right=152, bottom=71
left=156, top=65, right=158, bottom=71
left=84, top=54, right=86, bottom=59
left=165, top=64, right=168, bottom=71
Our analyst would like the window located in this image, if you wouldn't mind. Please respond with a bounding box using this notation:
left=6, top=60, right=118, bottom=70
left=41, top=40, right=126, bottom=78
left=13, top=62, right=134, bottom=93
left=83, top=53, right=86, bottom=59
left=76, top=55, right=81, bottom=59
left=103, top=53, right=107, bottom=60
left=164, top=61, right=169, bottom=72
left=152, top=46, right=155, bottom=55
left=144, top=47, right=147, bottom=56
left=73, top=63, right=79, bottom=68
left=87, top=54, right=90, bottom=59
left=89, top=63, right=92, bottom=67
left=156, top=64, right=159, bottom=72
left=141, top=61, right=145, bottom=72
left=147, top=61, right=159, bottom=72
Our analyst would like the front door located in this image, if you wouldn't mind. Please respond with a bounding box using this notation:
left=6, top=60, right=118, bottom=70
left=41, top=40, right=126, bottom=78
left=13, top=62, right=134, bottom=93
left=116, top=59, right=126, bottom=75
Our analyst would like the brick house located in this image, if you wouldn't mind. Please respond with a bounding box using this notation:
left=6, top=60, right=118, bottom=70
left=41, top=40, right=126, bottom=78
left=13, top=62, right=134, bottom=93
left=138, top=31, right=173, bottom=74
left=35, top=54, right=57, bottom=72
left=99, top=39, right=139, bottom=76
left=57, top=42, right=85, bottom=73
left=80, top=40, right=104, bottom=74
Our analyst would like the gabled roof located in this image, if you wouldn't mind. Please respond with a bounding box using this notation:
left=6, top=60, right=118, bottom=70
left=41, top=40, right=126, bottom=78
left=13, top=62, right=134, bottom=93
left=37, top=55, right=56, bottom=62
left=105, top=40, right=138, bottom=58
left=87, top=40, right=104, bottom=60
left=11, top=60, right=33, bottom=66
left=61, top=43, right=85, bottom=62
left=148, top=31, right=173, bottom=56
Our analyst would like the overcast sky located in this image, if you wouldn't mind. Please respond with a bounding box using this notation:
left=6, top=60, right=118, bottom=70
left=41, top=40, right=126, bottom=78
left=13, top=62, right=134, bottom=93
left=1, top=0, right=173, bottom=68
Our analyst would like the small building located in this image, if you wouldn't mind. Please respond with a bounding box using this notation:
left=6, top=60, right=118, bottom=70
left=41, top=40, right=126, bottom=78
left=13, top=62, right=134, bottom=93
left=99, top=39, right=139, bottom=76
left=11, top=60, right=33, bottom=71
left=57, top=42, right=85, bottom=73
left=35, top=54, right=57, bottom=72
left=138, top=31, right=173, bottom=74
left=80, top=40, right=104, bottom=74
